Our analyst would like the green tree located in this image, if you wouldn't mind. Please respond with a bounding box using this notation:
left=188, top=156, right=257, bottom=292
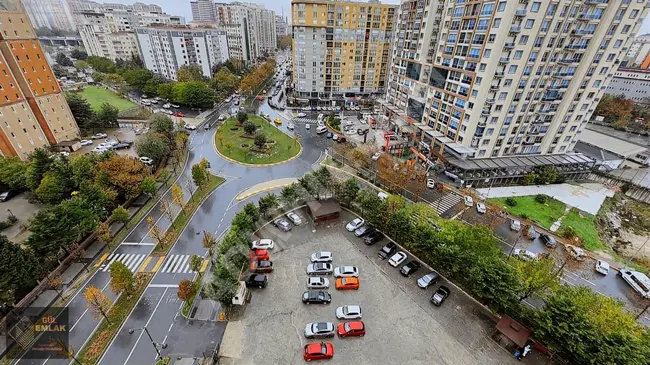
left=512, top=256, right=560, bottom=301
left=298, top=173, right=321, bottom=199
left=122, top=68, right=153, bottom=90
left=337, top=178, right=359, bottom=207
left=0, top=236, right=40, bottom=306
left=56, top=53, right=73, bottom=67
left=177, top=65, right=205, bottom=82
left=78, top=181, right=116, bottom=217
left=231, top=211, right=255, bottom=232
left=536, top=166, right=560, bottom=184
left=243, top=120, right=256, bottom=135
left=211, top=67, right=239, bottom=99
left=71, top=49, right=87, bottom=60
left=237, top=111, right=248, bottom=125
left=242, top=203, right=260, bottom=222
left=94, top=102, right=119, bottom=128
left=149, top=114, right=175, bottom=138
left=70, top=154, right=96, bottom=187
left=87, top=56, right=117, bottom=73
left=111, top=205, right=130, bottom=224
left=26, top=148, right=51, bottom=191
left=157, top=82, right=176, bottom=101
left=135, top=133, right=171, bottom=164
left=314, top=167, right=335, bottom=196
left=466, top=257, right=520, bottom=313
left=258, top=193, right=279, bottom=217
left=175, top=81, right=214, bottom=107
left=191, top=163, right=209, bottom=190
left=35, top=172, right=65, bottom=204
left=355, top=189, right=386, bottom=227
left=65, top=93, right=95, bottom=131
left=190, top=254, right=203, bottom=273
left=0, top=156, right=28, bottom=189
left=140, top=176, right=157, bottom=197
left=75, top=60, right=89, bottom=70
left=204, top=268, right=238, bottom=310
left=109, top=261, right=135, bottom=294
left=253, top=131, right=267, bottom=149
left=280, top=185, right=298, bottom=207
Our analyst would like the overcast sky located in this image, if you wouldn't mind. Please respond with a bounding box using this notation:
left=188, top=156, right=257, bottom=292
left=113, top=0, right=650, bottom=35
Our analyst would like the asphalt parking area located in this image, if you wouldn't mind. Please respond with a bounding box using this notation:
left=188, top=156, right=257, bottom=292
left=223, top=208, right=549, bottom=365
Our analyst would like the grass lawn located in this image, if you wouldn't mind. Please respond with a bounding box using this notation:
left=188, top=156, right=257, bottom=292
left=489, top=195, right=566, bottom=229
left=215, top=115, right=300, bottom=164
left=78, top=86, right=136, bottom=112
left=562, top=209, right=606, bottom=251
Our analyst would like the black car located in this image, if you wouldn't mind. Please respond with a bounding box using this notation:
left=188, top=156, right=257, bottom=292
left=378, top=242, right=396, bottom=260
left=0, top=190, right=19, bottom=202
left=354, top=225, right=375, bottom=237
left=302, top=291, right=331, bottom=304
left=400, top=261, right=421, bottom=276
left=430, top=285, right=451, bottom=306
left=113, top=142, right=131, bottom=150
left=540, top=234, right=557, bottom=248
left=245, top=274, right=267, bottom=288
left=364, top=231, right=384, bottom=245
left=417, top=271, right=440, bottom=289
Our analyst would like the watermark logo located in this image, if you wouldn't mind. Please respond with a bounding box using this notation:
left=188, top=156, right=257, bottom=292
left=5, top=307, right=69, bottom=359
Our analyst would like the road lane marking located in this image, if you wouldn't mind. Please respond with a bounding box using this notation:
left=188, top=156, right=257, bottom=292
left=200, top=259, right=209, bottom=273
left=123, top=288, right=168, bottom=364
left=129, top=255, right=146, bottom=272
left=138, top=256, right=153, bottom=272
left=152, top=256, right=166, bottom=272
left=94, top=253, right=109, bottom=268
left=148, top=284, right=179, bottom=288
left=121, top=242, right=156, bottom=246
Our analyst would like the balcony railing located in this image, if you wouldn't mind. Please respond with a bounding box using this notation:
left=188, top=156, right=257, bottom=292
left=499, top=57, right=510, bottom=63
left=515, top=9, right=527, bottom=17
left=504, top=42, right=515, bottom=49
left=486, top=98, right=496, bottom=104
left=510, top=26, right=522, bottom=33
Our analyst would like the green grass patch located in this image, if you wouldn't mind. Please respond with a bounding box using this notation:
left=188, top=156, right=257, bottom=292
left=562, top=209, right=606, bottom=251
left=156, top=357, right=170, bottom=365
left=77, top=272, right=153, bottom=364
left=489, top=195, right=566, bottom=229
left=181, top=272, right=203, bottom=317
left=78, top=86, right=136, bottom=112
left=215, top=115, right=300, bottom=164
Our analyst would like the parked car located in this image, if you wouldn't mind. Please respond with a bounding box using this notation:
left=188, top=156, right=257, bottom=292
left=307, top=263, right=333, bottom=275
left=363, top=231, right=384, bottom=245
left=302, top=291, right=331, bottom=304
left=372, top=152, right=383, bottom=161
left=286, top=211, right=302, bottom=225
left=91, top=133, right=108, bottom=139
left=510, top=219, right=521, bottom=232
left=431, top=285, right=451, bottom=306
left=92, top=146, right=109, bottom=153
left=303, top=342, right=334, bottom=361
left=174, top=112, right=185, bottom=117
left=346, top=218, right=365, bottom=232
left=400, top=261, right=421, bottom=276
left=311, top=251, right=333, bottom=263
left=113, top=142, right=131, bottom=150
left=595, top=260, right=610, bottom=275
left=540, top=234, right=557, bottom=248
left=619, top=269, right=650, bottom=298
left=378, top=242, right=396, bottom=260
left=139, top=156, right=154, bottom=165
left=464, top=196, right=473, bottom=207
left=273, top=218, right=292, bottom=232
left=426, top=179, right=435, bottom=189
left=252, top=239, right=275, bottom=250
left=249, top=260, right=273, bottom=273
left=333, top=266, right=359, bottom=278
left=566, top=244, right=586, bottom=261
left=337, top=321, right=365, bottom=337
left=170, top=104, right=180, bottom=108
left=326, top=132, right=333, bottom=139
left=476, top=202, right=486, bottom=214
left=162, top=103, right=171, bottom=109
left=249, top=249, right=270, bottom=261
left=335, top=277, right=359, bottom=290
left=513, top=249, right=538, bottom=261
left=417, top=271, right=440, bottom=289
left=354, top=225, right=374, bottom=237
left=335, top=305, right=362, bottom=319
left=307, top=277, right=330, bottom=289
left=304, top=322, right=335, bottom=339
left=80, top=139, right=93, bottom=146
left=389, top=252, right=407, bottom=267
left=0, top=190, right=19, bottom=202
left=244, top=274, right=267, bottom=288
left=524, top=224, right=539, bottom=240
left=185, top=124, right=197, bottom=130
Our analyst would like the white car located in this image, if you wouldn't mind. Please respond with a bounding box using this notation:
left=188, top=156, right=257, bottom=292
left=332, top=134, right=339, bottom=141
left=389, top=252, right=407, bottom=267
left=139, top=156, right=154, bottom=165
left=513, top=249, right=538, bottom=261
left=426, top=179, right=435, bottom=189
left=372, top=152, right=383, bottom=161
left=476, top=202, right=486, bottom=214
left=304, top=322, right=335, bottom=339
left=311, top=251, right=333, bottom=263
left=91, top=146, right=108, bottom=153
left=620, top=269, right=650, bottom=298
left=185, top=124, right=197, bottom=130
left=336, top=305, right=362, bottom=320
left=287, top=122, right=294, bottom=130
left=92, top=133, right=108, bottom=139
left=225, top=97, right=232, bottom=103
left=80, top=139, right=93, bottom=146
left=170, top=104, right=180, bottom=108
left=162, top=109, right=173, bottom=115
left=286, top=211, right=302, bottom=225
left=251, top=239, right=275, bottom=250
left=595, top=260, right=610, bottom=275
left=162, top=103, right=171, bottom=109
left=57, top=151, right=70, bottom=158
left=510, top=219, right=521, bottom=232
left=297, top=112, right=307, bottom=117
left=334, top=266, right=359, bottom=278
left=97, top=142, right=113, bottom=150
left=464, top=196, right=473, bottom=207
left=104, top=139, right=119, bottom=146
left=346, top=218, right=365, bottom=232
left=307, top=277, right=330, bottom=289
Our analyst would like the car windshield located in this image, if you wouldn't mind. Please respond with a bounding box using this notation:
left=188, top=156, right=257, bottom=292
left=351, top=218, right=361, bottom=225
left=344, top=322, right=352, bottom=331
left=314, top=323, right=328, bottom=332
left=316, top=263, right=326, bottom=270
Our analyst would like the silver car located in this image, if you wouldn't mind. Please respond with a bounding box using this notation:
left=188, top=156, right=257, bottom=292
left=333, top=266, right=359, bottom=278
left=307, top=263, right=333, bottom=275
left=311, top=251, right=333, bottom=263
left=304, top=322, right=335, bottom=339
left=335, top=305, right=362, bottom=320
left=286, top=211, right=302, bottom=225
left=273, top=218, right=292, bottom=232
left=307, top=277, right=330, bottom=289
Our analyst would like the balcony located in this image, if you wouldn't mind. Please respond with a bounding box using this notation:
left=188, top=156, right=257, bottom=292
left=504, top=42, right=515, bottom=49
left=548, top=84, right=567, bottom=90
left=579, top=13, right=601, bottom=20
left=584, top=0, right=608, bottom=4
left=572, top=29, right=594, bottom=36
left=565, top=44, right=586, bottom=51
left=514, top=9, right=528, bottom=17
left=509, top=26, right=522, bottom=33
left=495, top=71, right=505, bottom=78
left=558, top=58, right=575, bottom=64
left=499, top=57, right=510, bottom=64
left=490, top=84, right=500, bottom=90
left=481, top=109, right=491, bottom=116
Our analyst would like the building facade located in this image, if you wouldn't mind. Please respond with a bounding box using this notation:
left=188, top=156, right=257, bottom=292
left=0, top=0, right=80, bottom=159
left=381, top=0, right=648, bottom=173
left=136, top=26, right=230, bottom=80
left=276, top=15, right=289, bottom=39
left=623, top=33, right=650, bottom=67
left=22, top=0, right=76, bottom=32
left=291, top=0, right=396, bottom=102
left=605, top=67, right=650, bottom=102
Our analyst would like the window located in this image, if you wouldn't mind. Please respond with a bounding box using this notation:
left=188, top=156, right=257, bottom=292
left=525, top=19, right=535, bottom=29
left=630, top=9, right=639, bottom=18
left=484, top=49, right=491, bottom=58
left=614, top=40, right=623, bottom=48
left=497, top=2, right=506, bottom=11
left=493, top=19, right=501, bottom=28
left=593, top=80, right=601, bottom=87
left=514, top=50, right=523, bottom=60
left=509, top=65, right=518, bottom=73
left=600, top=67, right=608, bottom=75
left=531, top=2, right=541, bottom=12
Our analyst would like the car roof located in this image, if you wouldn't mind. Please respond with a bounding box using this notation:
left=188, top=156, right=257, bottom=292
left=437, top=285, right=451, bottom=293
left=318, top=251, right=332, bottom=256
left=259, top=238, right=273, bottom=243
left=305, top=343, right=324, bottom=353
left=348, top=321, right=364, bottom=330
left=341, top=277, right=358, bottom=283
left=345, top=305, right=360, bottom=312
left=309, top=276, right=325, bottom=282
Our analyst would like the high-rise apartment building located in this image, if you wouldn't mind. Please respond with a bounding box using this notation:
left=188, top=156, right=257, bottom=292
left=291, top=0, right=396, bottom=103
left=136, top=26, right=230, bottom=80
left=67, top=0, right=163, bottom=14
left=0, top=0, right=80, bottom=159
left=276, top=15, right=289, bottom=39
left=382, top=0, right=648, bottom=183
left=22, top=0, right=76, bottom=31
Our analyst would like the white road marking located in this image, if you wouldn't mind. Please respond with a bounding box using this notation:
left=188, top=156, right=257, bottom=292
left=123, top=288, right=168, bottom=364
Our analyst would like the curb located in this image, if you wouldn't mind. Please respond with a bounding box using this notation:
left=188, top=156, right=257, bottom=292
left=236, top=182, right=295, bottom=201
left=321, top=163, right=389, bottom=195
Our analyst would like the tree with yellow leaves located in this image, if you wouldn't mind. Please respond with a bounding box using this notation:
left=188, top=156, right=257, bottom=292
left=171, top=183, right=184, bottom=211
left=83, top=286, right=112, bottom=323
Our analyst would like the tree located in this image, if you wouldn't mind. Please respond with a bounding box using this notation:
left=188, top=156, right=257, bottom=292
left=512, top=256, right=559, bottom=301
left=135, top=133, right=171, bottom=165
left=191, top=163, right=209, bottom=190
left=204, top=270, right=238, bottom=310
left=174, top=131, right=188, bottom=151
left=0, top=156, right=28, bottom=189
left=466, top=257, right=521, bottom=313
left=278, top=36, right=292, bottom=50
left=122, top=68, right=153, bottom=90
left=140, top=176, right=157, bottom=197
left=159, top=198, right=174, bottom=222
left=231, top=211, right=255, bottom=232
left=111, top=205, right=130, bottom=224
left=146, top=216, right=167, bottom=248
left=243, top=203, right=260, bottom=222
left=149, top=114, right=175, bottom=138
left=78, top=181, right=115, bottom=218
left=95, top=222, right=112, bottom=246
left=87, top=56, right=117, bottom=73
left=177, top=65, right=205, bottom=82
left=594, top=94, right=635, bottom=124
left=65, top=93, right=95, bottom=131
left=94, top=102, right=119, bottom=128
left=175, top=81, right=214, bottom=108
left=337, top=178, right=360, bottom=207
left=75, top=60, right=89, bottom=70
left=56, top=53, right=73, bottom=67
left=258, top=193, right=279, bottom=217
left=177, top=279, right=196, bottom=301
left=202, top=231, right=217, bottom=256
left=536, top=166, right=560, bottom=184
left=243, top=120, right=256, bottom=135
left=253, top=131, right=267, bottom=149
left=71, top=49, right=87, bottom=60
left=280, top=185, right=298, bottom=207
left=96, top=155, right=150, bottom=200
left=26, top=148, right=51, bottom=191
left=314, top=167, right=335, bottom=197
left=190, top=254, right=203, bottom=273
left=104, top=73, right=125, bottom=87
left=355, top=189, right=386, bottom=227
left=211, top=67, right=239, bottom=100
left=298, top=173, right=321, bottom=199
left=35, top=172, right=65, bottom=204
left=84, top=286, right=112, bottom=323
left=109, top=261, right=134, bottom=294
left=157, top=82, right=176, bottom=101
left=237, top=112, right=248, bottom=125
left=0, top=236, right=40, bottom=306
left=171, top=183, right=184, bottom=210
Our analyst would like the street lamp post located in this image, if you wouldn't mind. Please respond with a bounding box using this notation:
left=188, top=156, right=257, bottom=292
left=128, top=327, right=167, bottom=361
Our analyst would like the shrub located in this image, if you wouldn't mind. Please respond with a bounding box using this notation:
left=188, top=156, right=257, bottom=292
left=520, top=213, right=529, bottom=220
left=243, top=121, right=256, bottom=135
left=562, top=225, right=578, bottom=240
left=535, top=194, right=548, bottom=204
left=505, top=197, right=517, bottom=207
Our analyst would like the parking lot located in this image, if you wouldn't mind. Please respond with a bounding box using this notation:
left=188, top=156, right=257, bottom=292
left=220, top=208, right=552, bottom=365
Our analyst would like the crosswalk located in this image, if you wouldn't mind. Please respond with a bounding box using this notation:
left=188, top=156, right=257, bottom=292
left=293, top=118, right=319, bottom=124
left=99, top=253, right=200, bottom=274
left=431, top=193, right=462, bottom=215
left=159, top=254, right=199, bottom=274
left=100, top=253, right=147, bottom=273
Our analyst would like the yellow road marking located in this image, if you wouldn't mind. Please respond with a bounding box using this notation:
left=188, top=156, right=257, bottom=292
left=94, top=253, right=109, bottom=268
left=151, top=256, right=166, bottom=272
left=199, top=259, right=209, bottom=273
left=138, top=256, right=153, bottom=272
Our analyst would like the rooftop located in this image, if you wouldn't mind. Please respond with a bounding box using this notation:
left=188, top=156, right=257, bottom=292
left=579, top=128, right=648, bottom=158
left=573, top=141, right=622, bottom=163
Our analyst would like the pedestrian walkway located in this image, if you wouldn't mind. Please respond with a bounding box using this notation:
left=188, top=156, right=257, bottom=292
left=97, top=253, right=205, bottom=274
left=431, top=193, right=462, bottom=215
left=100, top=253, right=147, bottom=273
left=159, top=254, right=200, bottom=274
left=293, top=117, right=318, bottom=124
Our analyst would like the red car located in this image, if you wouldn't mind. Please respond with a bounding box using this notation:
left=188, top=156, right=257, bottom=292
left=303, top=342, right=334, bottom=361
left=174, top=112, right=185, bottom=117
left=249, top=249, right=270, bottom=261
left=337, top=321, right=365, bottom=337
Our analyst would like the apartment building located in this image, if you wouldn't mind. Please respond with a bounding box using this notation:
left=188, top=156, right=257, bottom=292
left=382, top=0, right=648, bottom=185
left=276, top=15, right=289, bottom=39
left=68, top=0, right=163, bottom=14
left=605, top=67, right=650, bottom=102
left=136, top=26, right=230, bottom=80
left=0, top=1, right=80, bottom=159
left=22, top=0, right=76, bottom=31
left=291, top=0, right=396, bottom=103
left=623, top=33, right=650, bottom=67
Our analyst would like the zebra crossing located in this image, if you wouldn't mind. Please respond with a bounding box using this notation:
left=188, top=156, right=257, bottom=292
left=99, top=253, right=199, bottom=274
left=293, top=118, right=319, bottom=124
left=100, top=253, right=147, bottom=273
left=431, top=193, right=462, bottom=215
left=159, top=254, right=199, bottom=274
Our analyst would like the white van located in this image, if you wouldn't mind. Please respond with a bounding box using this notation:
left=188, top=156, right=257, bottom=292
left=621, top=270, right=650, bottom=298
left=316, top=125, right=328, bottom=134
left=378, top=192, right=388, bottom=200
left=317, top=113, right=324, bottom=122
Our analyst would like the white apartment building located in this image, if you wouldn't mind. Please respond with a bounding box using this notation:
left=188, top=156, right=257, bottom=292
left=68, top=0, right=163, bottom=13
left=22, top=0, right=76, bottom=31
left=136, top=26, right=230, bottom=80
left=605, top=67, right=650, bottom=102
left=383, top=0, right=648, bottom=185
left=276, top=15, right=289, bottom=39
